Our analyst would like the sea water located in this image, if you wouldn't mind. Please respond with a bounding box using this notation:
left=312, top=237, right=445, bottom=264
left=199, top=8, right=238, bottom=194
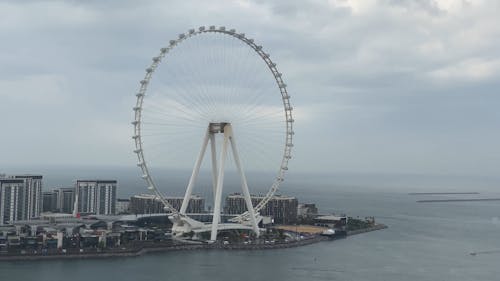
left=0, top=166, right=499, bottom=281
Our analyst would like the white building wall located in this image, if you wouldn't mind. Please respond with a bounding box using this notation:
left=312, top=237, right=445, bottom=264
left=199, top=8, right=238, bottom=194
left=0, top=179, right=29, bottom=225
left=76, top=180, right=116, bottom=215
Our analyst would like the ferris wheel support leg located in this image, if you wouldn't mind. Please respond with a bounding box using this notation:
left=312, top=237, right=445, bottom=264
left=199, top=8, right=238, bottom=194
left=209, top=134, right=218, bottom=200
left=227, top=127, right=260, bottom=237
left=210, top=127, right=230, bottom=241
left=180, top=127, right=210, bottom=215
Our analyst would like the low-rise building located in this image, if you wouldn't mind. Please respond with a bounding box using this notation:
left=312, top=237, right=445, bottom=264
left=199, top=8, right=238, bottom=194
left=116, top=198, right=130, bottom=214
left=165, top=196, right=205, bottom=214
left=314, top=215, right=347, bottom=231
left=297, top=203, right=318, bottom=218
left=225, top=194, right=298, bottom=224
left=129, top=194, right=205, bottom=214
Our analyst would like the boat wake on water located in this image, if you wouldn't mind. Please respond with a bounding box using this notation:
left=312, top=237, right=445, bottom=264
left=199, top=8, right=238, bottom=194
left=469, top=249, right=500, bottom=256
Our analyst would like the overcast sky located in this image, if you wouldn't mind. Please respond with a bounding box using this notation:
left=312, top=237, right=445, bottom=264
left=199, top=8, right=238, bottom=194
left=0, top=0, right=499, bottom=177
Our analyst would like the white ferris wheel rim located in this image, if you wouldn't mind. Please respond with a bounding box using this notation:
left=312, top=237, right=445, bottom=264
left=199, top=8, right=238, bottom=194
left=132, top=26, right=294, bottom=218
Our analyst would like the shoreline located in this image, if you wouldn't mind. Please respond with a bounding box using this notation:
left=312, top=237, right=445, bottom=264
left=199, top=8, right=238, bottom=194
left=347, top=223, right=388, bottom=236
left=0, top=224, right=387, bottom=261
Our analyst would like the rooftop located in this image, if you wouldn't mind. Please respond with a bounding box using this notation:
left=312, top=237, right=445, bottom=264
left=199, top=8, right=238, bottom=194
left=315, top=215, right=347, bottom=221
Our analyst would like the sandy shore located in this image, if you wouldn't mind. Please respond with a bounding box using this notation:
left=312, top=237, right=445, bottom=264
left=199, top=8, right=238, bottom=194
left=274, top=225, right=328, bottom=234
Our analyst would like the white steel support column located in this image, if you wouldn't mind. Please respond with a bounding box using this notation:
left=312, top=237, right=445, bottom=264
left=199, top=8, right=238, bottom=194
left=180, top=127, right=210, bottom=215
left=210, top=126, right=230, bottom=241
left=209, top=134, right=218, bottom=199
left=227, top=126, right=260, bottom=236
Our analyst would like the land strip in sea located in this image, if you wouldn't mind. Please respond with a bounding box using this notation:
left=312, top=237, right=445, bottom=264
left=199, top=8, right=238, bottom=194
left=0, top=224, right=387, bottom=261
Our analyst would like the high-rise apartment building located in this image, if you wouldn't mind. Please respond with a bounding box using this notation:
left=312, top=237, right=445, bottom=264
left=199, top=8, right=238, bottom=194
left=0, top=175, right=43, bottom=225
left=42, top=191, right=58, bottom=212
left=1, top=178, right=27, bottom=225
left=56, top=187, right=75, bottom=214
left=41, top=187, right=75, bottom=214
left=75, top=180, right=117, bottom=215
left=14, top=175, right=43, bottom=220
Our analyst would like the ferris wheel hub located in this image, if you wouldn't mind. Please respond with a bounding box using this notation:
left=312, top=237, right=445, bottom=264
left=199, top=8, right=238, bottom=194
left=208, top=122, right=229, bottom=134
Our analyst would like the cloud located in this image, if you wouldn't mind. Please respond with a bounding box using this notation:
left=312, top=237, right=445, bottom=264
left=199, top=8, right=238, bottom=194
left=0, top=74, right=68, bottom=105
left=0, top=1, right=99, bottom=31
left=429, top=58, right=500, bottom=81
left=0, top=0, right=499, bottom=178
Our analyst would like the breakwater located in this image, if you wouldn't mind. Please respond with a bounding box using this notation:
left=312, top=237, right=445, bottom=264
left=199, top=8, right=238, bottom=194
left=408, top=192, right=479, bottom=195
left=417, top=198, right=500, bottom=203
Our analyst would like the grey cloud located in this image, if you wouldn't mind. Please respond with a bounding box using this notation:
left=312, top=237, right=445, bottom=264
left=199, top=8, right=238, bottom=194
left=0, top=0, right=499, bottom=178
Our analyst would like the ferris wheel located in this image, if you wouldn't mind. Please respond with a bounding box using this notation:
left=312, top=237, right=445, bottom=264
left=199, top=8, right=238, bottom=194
left=132, top=26, right=294, bottom=242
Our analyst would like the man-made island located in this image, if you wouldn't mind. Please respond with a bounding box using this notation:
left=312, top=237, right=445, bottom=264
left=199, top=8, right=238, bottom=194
left=1, top=174, right=387, bottom=261
left=0, top=214, right=386, bottom=261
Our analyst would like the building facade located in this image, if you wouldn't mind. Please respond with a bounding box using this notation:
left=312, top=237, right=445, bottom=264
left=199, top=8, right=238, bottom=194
left=225, top=194, right=298, bottom=224
left=129, top=194, right=163, bottom=214
left=314, top=215, right=348, bottom=232
left=56, top=187, right=75, bottom=214
left=0, top=178, right=27, bottom=225
left=0, top=175, right=43, bottom=225
left=297, top=203, right=318, bottom=218
left=116, top=198, right=130, bottom=214
left=42, top=191, right=58, bottom=213
left=129, top=194, right=205, bottom=214
left=165, top=196, right=205, bottom=214
left=41, top=187, right=75, bottom=214
left=75, top=180, right=117, bottom=215
left=14, top=175, right=43, bottom=220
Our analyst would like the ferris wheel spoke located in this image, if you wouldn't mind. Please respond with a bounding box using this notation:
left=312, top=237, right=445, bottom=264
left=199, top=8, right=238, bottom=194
left=143, top=104, right=205, bottom=125
left=146, top=88, right=211, bottom=122
left=142, top=121, right=206, bottom=128
left=166, top=48, right=215, bottom=117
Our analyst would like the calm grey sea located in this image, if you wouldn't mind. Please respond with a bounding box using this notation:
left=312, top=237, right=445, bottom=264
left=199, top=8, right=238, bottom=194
left=1, top=166, right=499, bottom=281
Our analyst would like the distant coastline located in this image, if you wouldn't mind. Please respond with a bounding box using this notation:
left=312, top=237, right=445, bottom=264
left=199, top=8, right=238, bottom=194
left=408, top=192, right=480, bottom=195
left=417, top=198, right=500, bottom=203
